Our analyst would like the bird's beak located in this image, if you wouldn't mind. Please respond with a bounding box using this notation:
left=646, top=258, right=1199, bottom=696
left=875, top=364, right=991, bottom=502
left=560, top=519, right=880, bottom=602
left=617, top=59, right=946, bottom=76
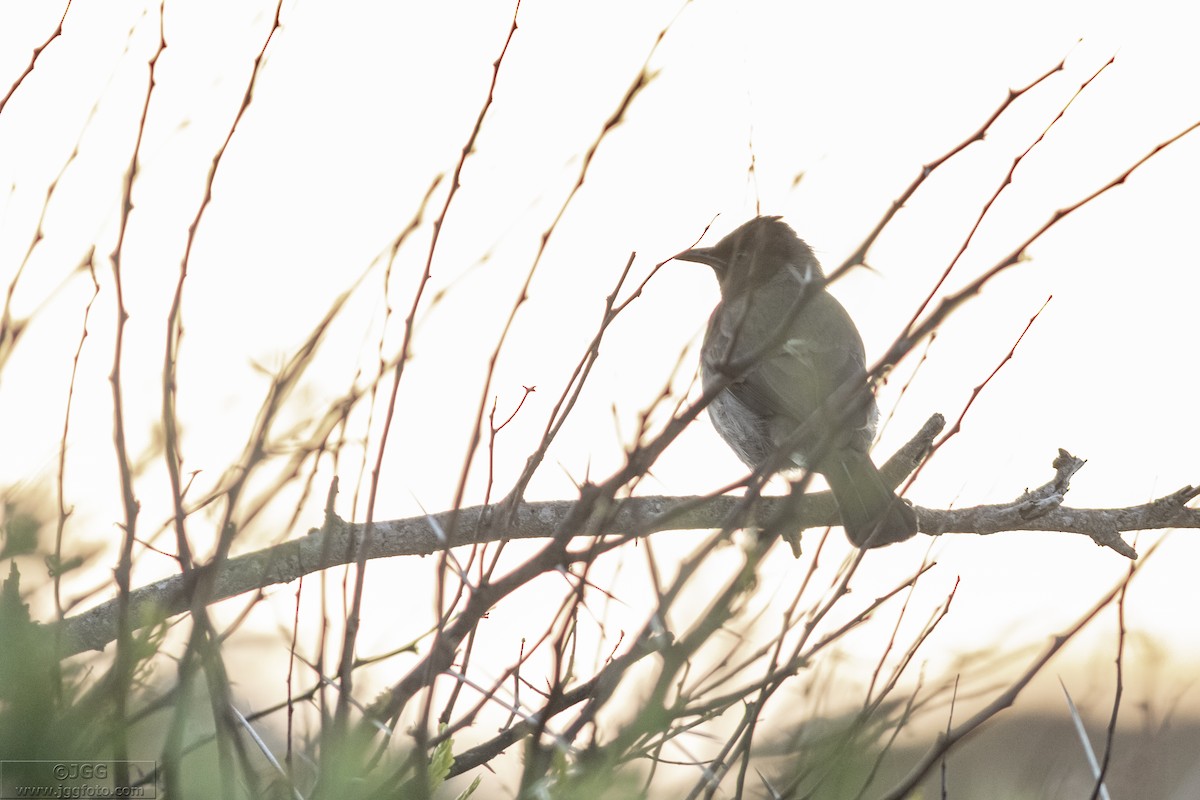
left=673, top=246, right=723, bottom=269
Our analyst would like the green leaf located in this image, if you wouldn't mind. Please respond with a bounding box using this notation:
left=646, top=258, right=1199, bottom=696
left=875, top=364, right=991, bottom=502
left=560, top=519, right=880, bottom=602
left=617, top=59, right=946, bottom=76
left=453, top=775, right=482, bottom=800
left=428, top=724, right=455, bottom=788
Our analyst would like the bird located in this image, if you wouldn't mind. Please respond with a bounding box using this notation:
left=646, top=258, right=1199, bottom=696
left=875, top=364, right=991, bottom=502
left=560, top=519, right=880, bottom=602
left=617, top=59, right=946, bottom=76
left=675, top=215, right=917, bottom=548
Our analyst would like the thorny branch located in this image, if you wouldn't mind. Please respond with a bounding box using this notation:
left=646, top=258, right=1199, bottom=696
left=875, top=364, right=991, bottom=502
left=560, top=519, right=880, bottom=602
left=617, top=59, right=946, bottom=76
left=6, top=4, right=1197, bottom=792
left=876, top=539, right=1162, bottom=800
left=56, top=412, right=1198, bottom=656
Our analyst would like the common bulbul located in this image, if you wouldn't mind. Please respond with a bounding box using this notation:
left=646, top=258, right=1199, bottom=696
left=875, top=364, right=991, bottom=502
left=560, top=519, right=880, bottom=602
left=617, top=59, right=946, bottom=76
left=676, top=216, right=917, bottom=548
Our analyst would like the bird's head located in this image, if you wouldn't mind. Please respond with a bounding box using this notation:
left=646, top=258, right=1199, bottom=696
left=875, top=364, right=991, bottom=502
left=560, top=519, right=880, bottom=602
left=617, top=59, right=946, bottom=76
left=675, top=216, right=822, bottom=297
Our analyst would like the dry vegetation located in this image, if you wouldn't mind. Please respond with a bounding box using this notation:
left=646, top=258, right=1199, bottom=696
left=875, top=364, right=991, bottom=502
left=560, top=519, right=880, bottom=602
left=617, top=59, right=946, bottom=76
left=1, top=2, right=1198, bottom=799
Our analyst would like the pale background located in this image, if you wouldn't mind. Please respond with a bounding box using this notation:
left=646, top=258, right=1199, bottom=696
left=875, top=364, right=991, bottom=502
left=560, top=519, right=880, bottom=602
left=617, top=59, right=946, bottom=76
left=1, top=0, right=1198, bottom=784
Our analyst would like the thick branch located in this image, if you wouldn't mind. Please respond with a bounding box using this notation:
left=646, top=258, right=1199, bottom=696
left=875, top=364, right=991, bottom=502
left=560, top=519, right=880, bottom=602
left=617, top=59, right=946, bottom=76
left=56, top=414, right=1193, bottom=656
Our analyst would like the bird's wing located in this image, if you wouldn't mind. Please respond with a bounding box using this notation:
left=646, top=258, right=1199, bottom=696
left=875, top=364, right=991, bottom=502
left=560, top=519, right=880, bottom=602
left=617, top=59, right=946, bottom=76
left=705, top=278, right=871, bottom=440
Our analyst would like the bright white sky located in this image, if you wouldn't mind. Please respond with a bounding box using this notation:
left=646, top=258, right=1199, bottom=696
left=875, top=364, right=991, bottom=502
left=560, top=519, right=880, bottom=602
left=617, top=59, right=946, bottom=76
left=2, top=0, right=1199, bottom=743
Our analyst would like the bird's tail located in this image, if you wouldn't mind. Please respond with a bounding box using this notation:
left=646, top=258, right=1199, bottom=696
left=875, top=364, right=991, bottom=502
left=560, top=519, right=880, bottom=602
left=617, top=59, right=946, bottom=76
left=824, top=451, right=918, bottom=548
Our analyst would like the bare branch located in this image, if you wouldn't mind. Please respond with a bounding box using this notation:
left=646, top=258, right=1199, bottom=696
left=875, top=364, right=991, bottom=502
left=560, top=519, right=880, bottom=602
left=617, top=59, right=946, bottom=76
left=876, top=540, right=1162, bottom=800
left=0, top=0, right=73, bottom=116
left=834, top=58, right=1067, bottom=277
left=57, top=413, right=1197, bottom=657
